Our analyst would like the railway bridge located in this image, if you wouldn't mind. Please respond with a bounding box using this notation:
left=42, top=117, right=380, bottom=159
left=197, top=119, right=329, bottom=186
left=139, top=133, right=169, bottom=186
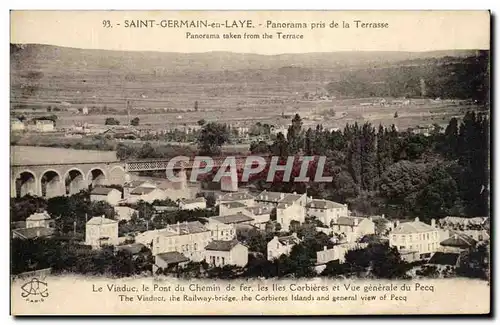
left=11, top=146, right=264, bottom=198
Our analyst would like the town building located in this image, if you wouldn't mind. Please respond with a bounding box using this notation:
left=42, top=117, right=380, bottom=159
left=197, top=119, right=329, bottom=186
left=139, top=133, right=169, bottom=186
left=276, top=193, right=307, bottom=231
left=204, top=240, right=248, bottom=267
left=154, top=252, right=190, bottom=273
left=255, top=190, right=288, bottom=206
left=243, top=204, right=273, bottom=230
left=179, top=197, right=206, bottom=210
left=306, top=198, right=349, bottom=226
left=85, top=216, right=119, bottom=248
left=267, top=233, right=300, bottom=261
left=210, top=213, right=255, bottom=227
left=389, top=217, right=439, bottom=259
left=315, top=242, right=368, bottom=270
left=330, top=216, right=376, bottom=243
left=205, top=219, right=237, bottom=241
left=90, top=187, right=122, bottom=206
left=219, top=201, right=248, bottom=216
left=439, top=233, right=477, bottom=253
left=153, top=221, right=211, bottom=262
left=123, top=180, right=157, bottom=197
left=115, top=243, right=149, bottom=257
left=114, top=206, right=138, bottom=222
left=26, top=211, right=53, bottom=228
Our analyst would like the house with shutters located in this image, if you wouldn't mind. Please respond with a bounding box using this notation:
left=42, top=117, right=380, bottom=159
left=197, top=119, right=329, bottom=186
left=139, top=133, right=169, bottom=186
left=85, top=216, right=119, bottom=248
left=330, top=216, right=375, bottom=243
left=204, top=239, right=248, bottom=267
left=306, top=198, right=349, bottom=226
left=389, top=217, right=439, bottom=260
left=90, top=187, right=122, bottom=206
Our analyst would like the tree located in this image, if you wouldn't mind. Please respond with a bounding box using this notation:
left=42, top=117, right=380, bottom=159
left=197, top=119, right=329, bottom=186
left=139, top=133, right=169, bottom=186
left=130, top=117, right=140, bottom=126
left=197, top=122, right=229, bottom=155
left=394, top=112, right=399, bottom=118
left=287, top=114, right=304, bottom=154
left=105, top=117, right=120, bottom=125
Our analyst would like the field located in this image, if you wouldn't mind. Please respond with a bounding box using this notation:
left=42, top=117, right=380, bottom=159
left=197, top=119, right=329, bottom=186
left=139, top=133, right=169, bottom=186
left=10, top=44, right=486, bottom=134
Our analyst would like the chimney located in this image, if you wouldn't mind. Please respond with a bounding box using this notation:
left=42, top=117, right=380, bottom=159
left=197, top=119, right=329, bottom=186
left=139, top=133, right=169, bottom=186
left=431, top=219, right=436, bottom=228
left=258, top=208, right=262, bottom=214
left=280, top=193, right=285, bottom=200
left=354, top=218, right=359, bottom=226
left=292, top=232, right=297, bottom=238
left=453, top=234, right=458, bottom=240
left=415, top=217, right=420, bottom=222
left=323, top=246, right=327, bottom=251
left=36, top=230, right=41, bottom=237
left=273, top=236, right=278, bottom=241
left=293, top=191, right=297, bottom=195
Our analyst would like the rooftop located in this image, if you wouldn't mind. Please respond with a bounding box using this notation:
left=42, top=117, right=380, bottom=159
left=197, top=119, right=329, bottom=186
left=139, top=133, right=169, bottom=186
left=331, top=217, right=365, bottom=227
left=307, top=199, right=345, bottom=210
left=116, top=243, right=148, bottom=255
left=277, top=234, right=300, bottom=246
left=392, top=218, right=435, bottom=234
left=428, top=252, right=460, bottom=266
left=440, top=233, right=477, bottom=248
left=181, top=197, right=206, bottom=205
left=87, top=216, right=118, bottom=225
left=255, top=190, right=287, bottom=203
left=165, top=221, right=208, bottom=235
left=156, top=251, right=189, bottom=265
left=211, top=213, right=254, bottom=224
left=205, top=239, right=241, bottom=252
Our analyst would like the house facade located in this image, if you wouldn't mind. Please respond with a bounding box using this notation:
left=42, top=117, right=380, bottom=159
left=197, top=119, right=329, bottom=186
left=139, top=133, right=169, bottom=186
left=330, top=216, right=375, bottom=242
left=26, top=211, right=53, bottom=228
left=276, top=193, right=307, bottom=232
left=267, top=233, right=300, bottom=261
left=204, top=240, right=248, bottom=267
left=153, top=221, right=211, bottom=262
left=306, top=198, right=349, bottom=226
left=389, top=217, right=439, bottom=259
left=128, top=187, right=167, bottom=203
left=85, top=216, right=119, bottom=248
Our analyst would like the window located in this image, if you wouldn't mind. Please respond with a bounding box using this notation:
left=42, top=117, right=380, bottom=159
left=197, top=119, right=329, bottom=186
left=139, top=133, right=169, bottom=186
left=409, top=235, right=412, bottom=241
left=392, top=235, right=396, bottom=241
left=156, top=237, right=159, bottom=244
left=221, top=257, right=225, bottom=266
left=400, top=246, right=405, bottom=249
left=426, top=233, right=429, bottom=240
left=402, top=235, right=406, bottom=241
left=194, top=243, right=198, bottom=250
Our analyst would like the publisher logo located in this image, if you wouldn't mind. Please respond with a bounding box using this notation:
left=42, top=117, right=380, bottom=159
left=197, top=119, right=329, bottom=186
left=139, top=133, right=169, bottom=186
left=21, top=278, right=49, bottom=303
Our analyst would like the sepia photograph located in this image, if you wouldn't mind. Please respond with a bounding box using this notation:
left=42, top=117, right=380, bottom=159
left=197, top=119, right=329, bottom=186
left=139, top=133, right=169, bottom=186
left=9, top=10, right=491, bottom=315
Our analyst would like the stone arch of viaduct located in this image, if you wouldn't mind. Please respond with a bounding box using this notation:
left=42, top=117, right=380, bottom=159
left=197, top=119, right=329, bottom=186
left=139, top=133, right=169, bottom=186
left=11, top=162, right=128, bottom=198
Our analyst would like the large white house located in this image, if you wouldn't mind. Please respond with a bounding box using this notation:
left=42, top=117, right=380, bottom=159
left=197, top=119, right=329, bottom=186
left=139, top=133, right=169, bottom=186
left=217, top=192, right=255, bottom=207
left=26, top=211, right=53, bottom=229
left=306, top=198, right=349, bottom=226
left=204, top=240, right=248, bottom=267
left=152, top=221, right=211, bottom=262
left=389, top=217, right=440, bottom=259
left=267, top=233, right=301, bottom=261
left=276, top=193, right=307, bottom=231
left=330, top=216, right=375, bottom=242
left=85, top=216, right=119, bottom=248
left=127, top=187, right=168, bottom=204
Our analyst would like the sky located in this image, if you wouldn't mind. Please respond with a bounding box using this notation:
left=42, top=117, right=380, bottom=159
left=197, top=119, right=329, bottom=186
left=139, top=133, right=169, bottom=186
left=10, top=10, right=490, bottom=54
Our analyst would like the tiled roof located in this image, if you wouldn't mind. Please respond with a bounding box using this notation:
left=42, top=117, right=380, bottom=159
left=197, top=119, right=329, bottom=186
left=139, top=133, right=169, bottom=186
left=116, top=243, right=148, bottom=255
left=91, top=187, right=118, bottom=196
left=27, top=212, right=51, bottom=221
left=279, top=193, right=303, bottom=204
left=211, top=213, right=254, bottom=224
left=12, top=227, right=55, bottom=239
left=440, top=233, right=477, bottom=248
left=391, top=220, right=435, bottom=234
left=124, top=180, right=148, bottom=188
left=221, top=201, right=247, bottom=209
left=156, top=251, right=189, bottom=265
left=87, top=216, right=118, bottom=225
left=219, top=192, right=254, bottom=201
left=306, top=199, right=345, bottom=210
left=130, top=187, right=157, bottom=195
left=428, top=252, right=460, bottom=266
left=205, top=239, right=241, bottom=251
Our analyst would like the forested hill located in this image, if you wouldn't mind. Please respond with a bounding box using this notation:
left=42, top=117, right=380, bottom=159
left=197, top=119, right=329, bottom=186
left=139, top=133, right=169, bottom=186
left=326, top=51, right=490, bottom=104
